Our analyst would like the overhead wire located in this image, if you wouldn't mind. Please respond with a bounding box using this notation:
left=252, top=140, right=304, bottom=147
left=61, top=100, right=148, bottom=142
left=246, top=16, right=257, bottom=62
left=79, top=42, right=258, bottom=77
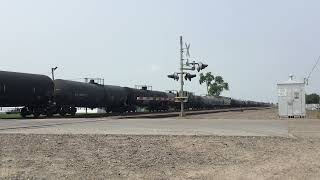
left=306, top=55, right=320, bottom=81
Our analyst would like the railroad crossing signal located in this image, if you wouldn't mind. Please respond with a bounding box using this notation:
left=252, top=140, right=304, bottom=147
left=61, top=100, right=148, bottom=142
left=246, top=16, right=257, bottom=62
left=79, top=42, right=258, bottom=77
left=184, top=73, right=196, bottom=81
left=167, top=36, right=209, bottom=117
left=167, top=73, right=179, bottom=81
left=197, top=62, right=208, bottom=72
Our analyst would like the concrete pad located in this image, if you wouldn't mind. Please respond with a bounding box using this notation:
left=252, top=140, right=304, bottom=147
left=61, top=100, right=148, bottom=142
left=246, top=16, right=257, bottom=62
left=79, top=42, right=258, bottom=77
left=289, top=119, right=320, bottom=138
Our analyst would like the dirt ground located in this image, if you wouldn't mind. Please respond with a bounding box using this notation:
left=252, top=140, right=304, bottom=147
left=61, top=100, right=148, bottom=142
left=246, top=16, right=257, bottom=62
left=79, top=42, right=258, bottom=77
left=306, top=110, right=320, bottom=119
left=1, top=134, right=320, bottom=180
left=1, top=109, right=320, bottom=179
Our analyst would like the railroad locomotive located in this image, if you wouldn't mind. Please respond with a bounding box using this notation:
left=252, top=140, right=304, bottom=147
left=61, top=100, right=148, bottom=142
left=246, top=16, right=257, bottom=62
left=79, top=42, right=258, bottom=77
left=0, top=70, right=270, bottom=118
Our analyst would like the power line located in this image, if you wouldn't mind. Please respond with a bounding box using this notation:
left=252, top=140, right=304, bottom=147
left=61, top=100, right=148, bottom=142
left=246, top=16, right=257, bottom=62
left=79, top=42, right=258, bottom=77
left=306, top=56, right=320, bottom=82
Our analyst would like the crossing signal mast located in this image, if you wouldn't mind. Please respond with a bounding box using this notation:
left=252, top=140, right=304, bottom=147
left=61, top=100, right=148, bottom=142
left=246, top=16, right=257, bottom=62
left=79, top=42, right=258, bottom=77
left=167, top=36, right=208, bottom=117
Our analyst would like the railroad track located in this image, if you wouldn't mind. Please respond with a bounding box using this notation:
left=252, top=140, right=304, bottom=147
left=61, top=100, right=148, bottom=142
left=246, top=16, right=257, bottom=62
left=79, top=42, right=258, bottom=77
left=117, top=107, right=270, bottom=119
left=0, top=107, right=270, bottom=132
left=0, top=107, right=270, bottom=120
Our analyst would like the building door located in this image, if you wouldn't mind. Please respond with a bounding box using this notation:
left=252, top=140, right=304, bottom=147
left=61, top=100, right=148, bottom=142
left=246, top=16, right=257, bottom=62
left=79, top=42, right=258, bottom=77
left=278, top=88, right=288, bottom=117
left=287, top=99, right=293, bottom=116
left=287, top=89, right=294, bottom=116
left=293, top=89, right=302, bottom=116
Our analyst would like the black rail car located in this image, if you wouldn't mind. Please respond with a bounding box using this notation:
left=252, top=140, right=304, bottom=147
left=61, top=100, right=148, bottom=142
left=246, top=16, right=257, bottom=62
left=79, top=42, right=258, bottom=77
left=230, top=99, right=247, bottom=107
left=185, top=94, right=231, bottom=110
left=0, top=71, right=54, bottom=117
left=53, top=79, right=106, bottom=116
left=145, top=90, right=173, bottom=111
left=124, top=87, right=143, bottom=111
left=125, top=87, right=175, bottom=112
left=53, top=79, right=129, bottom=115
left=103, top=85, right=128, bottom=113
left=0, top=70, right=271, bottom=118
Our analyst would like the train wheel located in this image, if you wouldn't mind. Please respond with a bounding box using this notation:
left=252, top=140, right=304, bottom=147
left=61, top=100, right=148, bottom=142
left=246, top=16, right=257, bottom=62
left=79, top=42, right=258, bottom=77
left=46, top=111, right=53, bottom=117
left=46, top=113, right=53, bottom=117
left=20, top=107, right=28, bottom=118
left=70, top=107, right=77, bottom=116
left=59, top=107, right=69, bottom=117
left=119, top=108, right=125, bottom=114
left=130, top=107, right=136, bottom=113
left=33, top=112, right=40, bottom=118
left=59, top=111, right=66, bottom=117
left=21, top=113, right=27, bottom=118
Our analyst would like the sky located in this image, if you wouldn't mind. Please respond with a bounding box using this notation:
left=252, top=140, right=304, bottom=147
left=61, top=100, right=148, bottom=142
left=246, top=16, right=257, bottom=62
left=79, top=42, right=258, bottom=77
left=1, top=0, right=320, bottom=103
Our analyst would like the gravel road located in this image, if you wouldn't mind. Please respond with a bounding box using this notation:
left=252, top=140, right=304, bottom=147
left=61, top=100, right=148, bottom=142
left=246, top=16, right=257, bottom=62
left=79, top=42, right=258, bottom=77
left=1, top=134, right=320, bottom=179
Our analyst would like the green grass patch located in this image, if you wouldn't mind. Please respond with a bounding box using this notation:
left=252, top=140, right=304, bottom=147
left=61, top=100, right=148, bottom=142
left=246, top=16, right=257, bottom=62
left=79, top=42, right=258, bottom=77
left=0, top=113, right=22, bottom=119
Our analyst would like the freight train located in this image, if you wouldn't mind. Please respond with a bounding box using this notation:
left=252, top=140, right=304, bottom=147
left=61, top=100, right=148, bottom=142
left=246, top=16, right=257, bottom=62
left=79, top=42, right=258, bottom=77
left=0, top=70, right=270, bottom=118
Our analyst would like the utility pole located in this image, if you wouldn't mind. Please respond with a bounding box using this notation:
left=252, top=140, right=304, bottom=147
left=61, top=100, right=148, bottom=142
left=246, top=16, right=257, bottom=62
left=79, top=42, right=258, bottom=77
left=51, top=67, right=58, bottom=80
left=180, top=36, right=185, bottom=117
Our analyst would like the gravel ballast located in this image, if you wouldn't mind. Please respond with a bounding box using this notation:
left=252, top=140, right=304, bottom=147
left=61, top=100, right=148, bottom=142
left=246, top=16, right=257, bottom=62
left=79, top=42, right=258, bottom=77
left=1, top=134, right=320, bottom=179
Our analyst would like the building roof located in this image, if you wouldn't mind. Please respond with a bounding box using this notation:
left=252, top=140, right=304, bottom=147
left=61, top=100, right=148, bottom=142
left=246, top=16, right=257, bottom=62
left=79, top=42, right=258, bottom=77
left=277, top=75, right=305, bottom=85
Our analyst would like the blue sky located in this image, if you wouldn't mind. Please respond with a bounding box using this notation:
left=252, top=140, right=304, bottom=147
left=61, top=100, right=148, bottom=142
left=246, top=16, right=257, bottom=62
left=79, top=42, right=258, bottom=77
left=1, top=0, right=320, bottom=103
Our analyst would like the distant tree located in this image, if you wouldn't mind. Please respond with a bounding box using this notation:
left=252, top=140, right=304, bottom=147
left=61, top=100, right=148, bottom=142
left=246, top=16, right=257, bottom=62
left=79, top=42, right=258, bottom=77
left=199, top=72, right=214, bottom=94
left=199, top=72, right=229, bottom=96
left=306, top=93, right=320, bottom=104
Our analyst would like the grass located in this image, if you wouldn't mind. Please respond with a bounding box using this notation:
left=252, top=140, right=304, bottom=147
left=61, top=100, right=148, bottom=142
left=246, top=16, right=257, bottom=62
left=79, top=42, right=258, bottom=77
left=0, top=113, right=22, bottom=119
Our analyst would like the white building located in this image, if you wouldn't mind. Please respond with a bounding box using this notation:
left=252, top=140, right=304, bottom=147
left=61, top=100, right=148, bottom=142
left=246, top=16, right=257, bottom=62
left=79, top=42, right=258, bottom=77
left=277, top=75, right=306, bottom=118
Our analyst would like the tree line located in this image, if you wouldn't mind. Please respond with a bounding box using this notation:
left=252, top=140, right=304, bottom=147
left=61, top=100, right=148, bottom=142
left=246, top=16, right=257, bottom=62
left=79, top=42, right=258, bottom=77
left=306, top=93, right=320, bottom=104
